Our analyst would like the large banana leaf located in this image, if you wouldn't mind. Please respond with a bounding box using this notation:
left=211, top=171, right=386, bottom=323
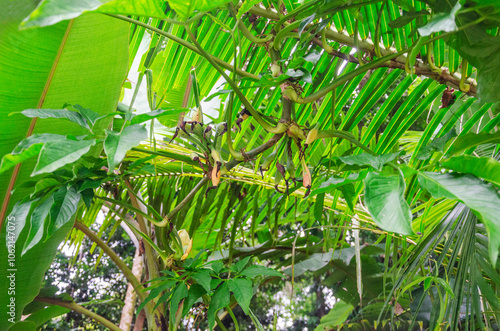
left=0, top=1, right=128, bottom=328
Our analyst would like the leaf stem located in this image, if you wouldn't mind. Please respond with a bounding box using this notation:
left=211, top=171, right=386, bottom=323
left=35, top=296, right=123, bottom=331
left=184, top=25, right=288, bottom=134
left=106, top=14, right=259, bottom=81
left=74, top=221, right=145, bottom=301
left=161, top=176, right=209, bottom=224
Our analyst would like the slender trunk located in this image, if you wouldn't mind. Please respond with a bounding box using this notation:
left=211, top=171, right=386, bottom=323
left=133, top=310, right=146, bottom=331
left=119, top=248, right=143, bottom=330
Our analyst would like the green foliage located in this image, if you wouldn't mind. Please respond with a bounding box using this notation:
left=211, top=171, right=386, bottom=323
left=2, top=0, right=500, bottom=329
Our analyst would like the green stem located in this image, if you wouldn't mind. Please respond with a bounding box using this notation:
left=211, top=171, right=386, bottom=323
left=74, top=221, right=145, bottom=300
left=161, top=176, right=209, bottom=223
left=35, top=296, right=123, bottom=331
left=227, top=306, right=240, bottom=331
left=229, top=3, right=272, bottom=44
left=216, top=315, right=229, bottom=331
left=293, top=50, right=405, bottom=104
left=107, top=14, right=259, bottom=81
left=184, top=25, right=287, bottom=134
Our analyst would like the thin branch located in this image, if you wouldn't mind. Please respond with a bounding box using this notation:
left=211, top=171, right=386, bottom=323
left=161, top=176, right=209, bottom=223
left=106, top=14, right=260, bottom=81
left=74, top=221, right=146, bottom=301
left=35, top=296, right=122, bottom=331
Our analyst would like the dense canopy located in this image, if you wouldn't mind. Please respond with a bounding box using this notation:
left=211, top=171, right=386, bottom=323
left=1, top=0, right=500, bottom=330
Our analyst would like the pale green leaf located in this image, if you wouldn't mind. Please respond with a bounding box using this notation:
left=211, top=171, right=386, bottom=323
left=32, top=139, right=96, bottom=176
left=104, top=124, right=147, bottom=172
left=364, top=171, right=413, bottom=235
left=418, top=172, right=500, bottom=265
left=442, top=155, right=500, bottom=187
left=19, top=108, right=89, bottom=129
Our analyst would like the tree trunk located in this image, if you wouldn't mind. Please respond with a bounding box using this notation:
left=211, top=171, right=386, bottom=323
left=119, top=248, right=143, bottom=331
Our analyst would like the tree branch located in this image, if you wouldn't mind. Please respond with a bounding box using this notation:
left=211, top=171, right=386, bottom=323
left=35, top=296, right=122, bottom=331
left=74, top=221, right=146, bottom=302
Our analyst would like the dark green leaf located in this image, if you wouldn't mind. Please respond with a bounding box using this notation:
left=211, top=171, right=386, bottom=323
left=191, top=269, right=212, bottom=293
left=207, top=281, right=230, bottom=330
left=388, top=10, right=428, bottom=28
left=169, top=282, right=188, bottom=323
left=47, top=185, right=81, bottom=237
left=234, top=256, right=252, bottom=274
left=446, top=130, right=500, bottom=157
left=311, top=171, right=368, bottom=196
left=229, top=278, right=253, bottom=314
left=339, top=152, right=402, bottom=171
left=240, top=265, right=284, bottom=278
left=209, top=260, right=224, bottom=274
left=22, top=195, right=54, bottom=255
left=182, top=283, right=206, bottom=317
left=417, top=129, right=456, bottom=160
left=33, top=139, right=96, bottom=176
left=364, top=171, right=413, bottom=235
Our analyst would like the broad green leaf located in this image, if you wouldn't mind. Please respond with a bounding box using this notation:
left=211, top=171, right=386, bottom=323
left=418, top=1, right=460, bottom=36
left=19, top=108, right=89, bottom=129
left=0, top=134, right=67, bottom=174
left=0, top=5, right=127, bottom=213
left=191, top=269, right=212, bottom=293
left=207, top=281, right=230, bottom=330
left=228, top=278, right=253, bottom=314
left=32, top=139, right=96, bottom=176
left=0, top=4, right=127, bottom=328
left=234, top=256, right=251, bottom=273
left=7, top=321, right=36, bottom=331
left=315, top=300, right=354, bottom=331
left=416, top=129, right=456, bottom=160
left=104, top=124, right=147, bottom=172
left=442, top=155, right=500, bottom=187
left=0, top=219, right=74, bottom=330
left=47, top=185, right=81, bottom=237
left=168, top=0, right=232, bottom=20
left=339, top=151, right=402, bottom=171
left=22, top=195, right=54, bottom=255
left=446, top=131, right=500, bottom=156
left=130, top=107, right=187, bottom=125
left=169, top=282, right=188, bottom=323
left=137, top=280, right=177, bottom=313
left=239, top=265, right=284, bottom=278
left=182, top=283, right=206, bottom=317
left=364, top=171, right=413, bottom=235
left=311, top=171, right=368, bottom=196
left=418, top=172, right=500, bottom=265
left=388, top=10, right=428, bottom=29
left=5, top=200, right=36, bottom=247
left=209, top=260, right=224, bottom=274
left=21, top=0, right=166, bottom=28
left=71, top=104, right=100, bottom=127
